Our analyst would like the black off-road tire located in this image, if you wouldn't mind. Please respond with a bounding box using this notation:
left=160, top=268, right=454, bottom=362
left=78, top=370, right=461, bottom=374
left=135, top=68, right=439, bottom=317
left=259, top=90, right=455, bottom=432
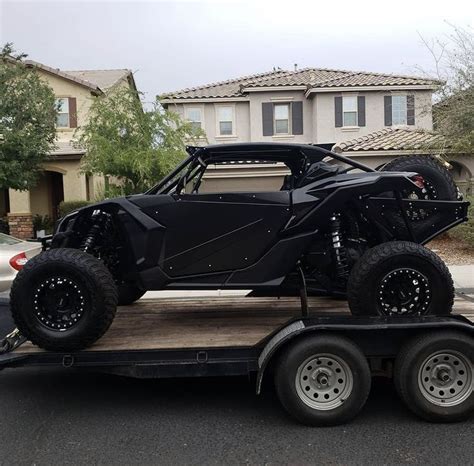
left=274, top=335, right=371, bottom=426
left=347, top=241, right=454, bottom=316
left=394, top=331, right=474, bottom=422
left=118, top=283, right=145, bottom=306
left=382, top=155, right=458, bottom=200
left=10, top=248, right=118, bottom=351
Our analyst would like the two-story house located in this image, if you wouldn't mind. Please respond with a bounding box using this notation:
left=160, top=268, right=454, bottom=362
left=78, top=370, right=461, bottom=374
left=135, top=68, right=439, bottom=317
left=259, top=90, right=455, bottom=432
left=2, top=60, right=137, bottom=239
left=161, top=68, right=473, bottom=195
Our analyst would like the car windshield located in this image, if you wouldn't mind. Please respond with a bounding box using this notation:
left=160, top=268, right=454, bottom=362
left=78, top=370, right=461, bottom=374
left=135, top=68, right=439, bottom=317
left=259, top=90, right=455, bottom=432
left=0, top=232, right=22, bottom=245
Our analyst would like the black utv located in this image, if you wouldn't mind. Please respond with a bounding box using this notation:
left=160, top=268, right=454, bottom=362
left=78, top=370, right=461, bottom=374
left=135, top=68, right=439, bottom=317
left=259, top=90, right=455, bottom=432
left=10, top=143, right=469, bottom=351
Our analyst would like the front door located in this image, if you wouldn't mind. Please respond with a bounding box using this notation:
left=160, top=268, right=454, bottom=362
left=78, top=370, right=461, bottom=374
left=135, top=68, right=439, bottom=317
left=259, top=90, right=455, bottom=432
left=139, top=191, right=292, bottom=277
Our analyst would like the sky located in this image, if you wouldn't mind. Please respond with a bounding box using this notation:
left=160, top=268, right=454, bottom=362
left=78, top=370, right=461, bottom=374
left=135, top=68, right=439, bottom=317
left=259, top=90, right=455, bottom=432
left=0, top=0, right=472, bottom=103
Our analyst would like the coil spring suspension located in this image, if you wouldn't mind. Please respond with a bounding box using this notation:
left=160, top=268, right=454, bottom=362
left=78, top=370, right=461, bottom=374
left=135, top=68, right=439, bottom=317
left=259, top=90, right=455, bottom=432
left=330, top=214, right=349, bottom=278
left=80, top=211, right=111, bottom=253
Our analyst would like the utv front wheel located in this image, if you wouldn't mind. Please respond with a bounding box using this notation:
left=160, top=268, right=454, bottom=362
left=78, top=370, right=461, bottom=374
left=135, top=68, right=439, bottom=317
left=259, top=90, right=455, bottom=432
left=11, top=248, right=118, bottom=351
left=347, top=241, right=454, bottom=316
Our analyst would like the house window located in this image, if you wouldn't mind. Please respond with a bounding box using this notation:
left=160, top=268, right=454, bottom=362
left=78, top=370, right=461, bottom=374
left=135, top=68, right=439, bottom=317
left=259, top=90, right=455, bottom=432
left=56, top=98, right=69, bottom=128
left=274, top=103, right=290, bottom=134
left=186, top=108, right=203, bottom=132
left=392, top=95, right=407, bottom=125
left=343, top=96, right=357, bottom=126
left=217, top=106, right=234, bottom=136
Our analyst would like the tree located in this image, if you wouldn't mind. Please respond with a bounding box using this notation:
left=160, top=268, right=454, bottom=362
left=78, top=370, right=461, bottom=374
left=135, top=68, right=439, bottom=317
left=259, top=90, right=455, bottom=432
left=420, top=25, right=474, bottom=154
left=0, top=43, right=58, bottom=190
left=78, top=86, right=204, bottom=196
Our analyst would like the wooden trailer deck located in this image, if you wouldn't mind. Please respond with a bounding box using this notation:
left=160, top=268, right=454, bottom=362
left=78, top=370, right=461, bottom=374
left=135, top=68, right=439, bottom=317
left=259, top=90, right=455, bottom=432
left=15, top=293, right=474, bottom=354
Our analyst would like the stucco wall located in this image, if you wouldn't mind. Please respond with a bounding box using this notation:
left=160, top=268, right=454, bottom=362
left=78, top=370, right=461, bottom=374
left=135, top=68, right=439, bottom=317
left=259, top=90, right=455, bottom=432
left=37, top=70, right=94, bottom=143
left=248, top=91, right=312, bottom=143
left=166, top=101, right=251, bottom=145
left=199, top=164, right=289, bottom=193
left=170, top=89, right=433, bottom=146
left=314, top=90, right=433, bottom=144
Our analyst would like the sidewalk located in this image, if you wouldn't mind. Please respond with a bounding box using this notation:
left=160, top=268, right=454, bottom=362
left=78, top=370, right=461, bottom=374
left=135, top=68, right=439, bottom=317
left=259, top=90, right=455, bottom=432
left=449, top=265, right=474, bottom=291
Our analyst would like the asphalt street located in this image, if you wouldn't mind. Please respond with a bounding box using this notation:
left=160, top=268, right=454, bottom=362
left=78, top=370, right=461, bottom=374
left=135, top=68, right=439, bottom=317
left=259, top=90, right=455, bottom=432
left=0, top=303, right=473, bottom=465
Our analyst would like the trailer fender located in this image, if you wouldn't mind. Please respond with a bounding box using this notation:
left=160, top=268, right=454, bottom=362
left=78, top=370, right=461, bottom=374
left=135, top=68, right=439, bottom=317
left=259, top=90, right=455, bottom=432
left=255, top=315, right=474, bottom=394
left=256, top=319, right=307, bottom=394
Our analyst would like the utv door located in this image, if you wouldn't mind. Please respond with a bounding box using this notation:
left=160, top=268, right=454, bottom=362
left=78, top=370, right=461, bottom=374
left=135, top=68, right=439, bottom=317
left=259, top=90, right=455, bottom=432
left=149, top=192, right=292, bottom=277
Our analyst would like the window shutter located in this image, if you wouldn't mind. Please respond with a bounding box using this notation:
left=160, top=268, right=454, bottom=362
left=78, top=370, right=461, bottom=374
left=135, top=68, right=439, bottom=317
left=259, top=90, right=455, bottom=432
left=357, top=96, right=366, bottom=127
left=292, top=101, right=303, bottom=135
left=262, top=102, right=274, bottom=136
left=334, top=97, right=343, bottom=127
left=68, top=97, right=77, bottom=128
left=384, top=96, right=392, bottom=126
left=407, top=95, right=415, bottom=125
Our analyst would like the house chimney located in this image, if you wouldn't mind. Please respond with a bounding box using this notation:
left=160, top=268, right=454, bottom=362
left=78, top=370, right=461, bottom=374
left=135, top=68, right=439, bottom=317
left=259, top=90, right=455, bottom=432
left=294, top=63, right=298, bottom=71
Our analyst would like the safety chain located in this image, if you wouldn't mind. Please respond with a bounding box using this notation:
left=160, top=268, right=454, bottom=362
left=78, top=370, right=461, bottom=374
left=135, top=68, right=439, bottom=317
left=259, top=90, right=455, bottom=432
left=0, top=329, right=25, bottom=354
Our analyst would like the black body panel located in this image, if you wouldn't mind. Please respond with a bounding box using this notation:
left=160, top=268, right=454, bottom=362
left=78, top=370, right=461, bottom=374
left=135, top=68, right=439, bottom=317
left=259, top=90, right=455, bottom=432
left=51, top=143, right=469, bottom=293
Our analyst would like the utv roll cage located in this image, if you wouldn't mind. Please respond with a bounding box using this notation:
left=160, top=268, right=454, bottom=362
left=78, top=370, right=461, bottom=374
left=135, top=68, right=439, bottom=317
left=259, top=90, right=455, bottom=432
left=146, top=143, right=376, bottom=195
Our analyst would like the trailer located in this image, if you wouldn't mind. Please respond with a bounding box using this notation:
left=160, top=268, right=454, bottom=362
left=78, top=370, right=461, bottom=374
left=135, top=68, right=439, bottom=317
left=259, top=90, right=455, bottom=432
left=1, top=294, right=473, bottom=426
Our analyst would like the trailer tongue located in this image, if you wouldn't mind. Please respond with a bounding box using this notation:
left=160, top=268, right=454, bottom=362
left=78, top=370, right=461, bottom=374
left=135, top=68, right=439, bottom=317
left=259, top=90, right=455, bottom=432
left=1, top=295, right=473, bottom=426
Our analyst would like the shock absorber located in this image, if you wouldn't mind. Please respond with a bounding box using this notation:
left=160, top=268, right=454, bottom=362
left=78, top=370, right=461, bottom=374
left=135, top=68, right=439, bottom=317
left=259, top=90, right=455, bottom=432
left=80, top=211, right=111, bottom=254
left=330, top=214, right=349, bottom=278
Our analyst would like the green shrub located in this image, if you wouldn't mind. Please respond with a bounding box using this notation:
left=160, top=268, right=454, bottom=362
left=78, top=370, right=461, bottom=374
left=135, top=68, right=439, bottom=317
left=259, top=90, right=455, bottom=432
left=32, top=214, right=54, bottom=234
left=58, top=200, right=92, bottom=218
left=450, top=195, right=474, bottom=247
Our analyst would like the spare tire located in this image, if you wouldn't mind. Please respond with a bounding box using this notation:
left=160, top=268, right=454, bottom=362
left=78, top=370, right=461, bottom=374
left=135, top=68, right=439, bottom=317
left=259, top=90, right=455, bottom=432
left=382, top=155, right=458, bottom=200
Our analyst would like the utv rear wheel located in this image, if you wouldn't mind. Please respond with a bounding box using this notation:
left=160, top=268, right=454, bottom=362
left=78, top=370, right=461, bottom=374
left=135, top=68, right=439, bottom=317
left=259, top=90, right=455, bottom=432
left=347, top=241, right=453, bottom=316
left=118, top=283, right=145, bottom=306
left=382, top=155, right=458, bottom=201
left=11, top=248, right=118, bottom=351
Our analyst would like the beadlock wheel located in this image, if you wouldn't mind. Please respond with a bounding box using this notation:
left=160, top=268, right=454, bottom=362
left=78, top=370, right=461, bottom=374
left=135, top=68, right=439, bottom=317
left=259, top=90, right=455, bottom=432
left=11, top=248, right=118, bottom=351
left=295, top=354, right=354, bottom=410
left=378, top=267, right=431, bottom=316
left=418, top=351, right=472, bottom=407
left=402, top=178, right=438, bottom=220
left=34, top=276, right=86, bottom=331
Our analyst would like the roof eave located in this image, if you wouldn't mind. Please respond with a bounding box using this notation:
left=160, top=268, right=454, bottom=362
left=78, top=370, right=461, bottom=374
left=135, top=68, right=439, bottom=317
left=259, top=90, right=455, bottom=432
left=24, top=60, right=103, bottom=95
left=160, top=96, right=250, bottom=104
left=242, top=85, right=308, bottom=92
left=305, top=84, right=439, bottom=97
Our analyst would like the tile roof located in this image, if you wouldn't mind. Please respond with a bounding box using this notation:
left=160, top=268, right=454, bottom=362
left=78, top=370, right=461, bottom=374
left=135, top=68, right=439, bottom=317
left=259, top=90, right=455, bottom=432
left=333, top=128, right=446, bottom=152
left=63, top=69, right=132, bottom=91
left=161, top=68, right=439, bottom=100
left=24, top=60, right=132, bottom=94
left=161, top=69, right=291, bottom=99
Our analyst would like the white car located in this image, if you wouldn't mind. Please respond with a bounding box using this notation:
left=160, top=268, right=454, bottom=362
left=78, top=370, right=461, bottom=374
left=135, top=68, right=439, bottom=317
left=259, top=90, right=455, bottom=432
left=0, top=233, right=42, bottom=293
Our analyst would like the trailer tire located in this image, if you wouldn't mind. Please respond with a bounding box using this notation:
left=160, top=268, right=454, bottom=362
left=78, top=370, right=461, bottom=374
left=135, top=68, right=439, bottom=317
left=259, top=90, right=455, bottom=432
left=11, top=248, right=118, bottom=351
left=382, top=155, right=458, bottom=200
left=118, top=283, right=145, bottom=306
left=274, top=334, right=371, bottom=426
left=394, top=331, right=474, bottom=422
left=347, top=241, right=453, bottom=316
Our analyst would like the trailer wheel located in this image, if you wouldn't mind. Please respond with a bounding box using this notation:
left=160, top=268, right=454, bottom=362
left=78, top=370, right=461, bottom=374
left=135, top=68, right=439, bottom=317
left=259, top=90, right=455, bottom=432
left=274, top=334, right=371, bottom=426
left=347, top=241, right=454, bottom=316
left=118, top=283, right=145, bottom=306
left=394, top=331, right=474, bottom=422
left=11, top=248, right=118, bottom=351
